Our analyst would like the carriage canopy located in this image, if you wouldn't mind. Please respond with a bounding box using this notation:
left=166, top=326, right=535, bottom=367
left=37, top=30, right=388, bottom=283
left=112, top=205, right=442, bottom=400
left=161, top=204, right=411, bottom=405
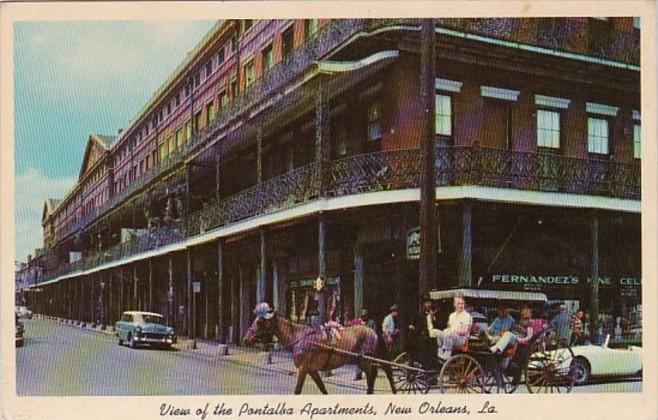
left=429, top=288, right=548, bottom=303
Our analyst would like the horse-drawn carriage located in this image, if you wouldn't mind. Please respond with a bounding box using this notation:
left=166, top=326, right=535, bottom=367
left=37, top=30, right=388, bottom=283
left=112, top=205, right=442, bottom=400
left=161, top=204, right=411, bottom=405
left=391, top=288, right=578, bottom=394
left=243, top=288, right=577, bottom=395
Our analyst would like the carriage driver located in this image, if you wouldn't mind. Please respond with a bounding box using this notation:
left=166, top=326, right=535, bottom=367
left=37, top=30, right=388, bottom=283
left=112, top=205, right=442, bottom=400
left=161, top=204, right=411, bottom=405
left=436, top=294, right=472, bottom=360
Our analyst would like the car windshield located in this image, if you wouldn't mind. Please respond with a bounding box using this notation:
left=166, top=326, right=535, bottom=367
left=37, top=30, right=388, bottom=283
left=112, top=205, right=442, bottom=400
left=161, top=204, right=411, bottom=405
left=142, top=315, right=165, bottom=325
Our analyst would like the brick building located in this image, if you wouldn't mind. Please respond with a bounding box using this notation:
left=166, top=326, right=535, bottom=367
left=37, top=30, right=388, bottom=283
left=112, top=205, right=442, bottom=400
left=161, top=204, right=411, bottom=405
left=22, top=18, right=641, bottom=342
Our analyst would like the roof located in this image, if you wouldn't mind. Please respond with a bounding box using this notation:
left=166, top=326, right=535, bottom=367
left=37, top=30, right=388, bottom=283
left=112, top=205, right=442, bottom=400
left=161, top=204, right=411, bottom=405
left=42, top=198, right=62, bottom=222
left=92, top=134, right=115, bottom=150
left=78, top=133, right=114, bottom=179
left=429, top=288, right=548, bottom=303
left=121, top=311, right=165, bottom=317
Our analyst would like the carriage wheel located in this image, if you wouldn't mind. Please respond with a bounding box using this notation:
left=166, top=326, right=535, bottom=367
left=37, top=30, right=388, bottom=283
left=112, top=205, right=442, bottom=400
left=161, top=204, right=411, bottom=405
left=483, top=367, right=518, bottom=394
left=391, top=352, right=432, bottom=394
left=524, top=335, right=576, bottom=394
left=439, top=354, right=486, bottom=394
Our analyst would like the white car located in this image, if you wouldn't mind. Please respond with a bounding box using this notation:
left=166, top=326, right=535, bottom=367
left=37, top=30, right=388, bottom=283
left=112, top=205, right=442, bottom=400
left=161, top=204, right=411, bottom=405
left=530, top=335, right=642, bottom=386
left=570, top=336, right=642, bottom=385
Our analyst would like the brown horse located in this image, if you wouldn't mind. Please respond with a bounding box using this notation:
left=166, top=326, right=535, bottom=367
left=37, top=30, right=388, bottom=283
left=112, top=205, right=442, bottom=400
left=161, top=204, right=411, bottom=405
left=243, top=312, right=397, bottom=394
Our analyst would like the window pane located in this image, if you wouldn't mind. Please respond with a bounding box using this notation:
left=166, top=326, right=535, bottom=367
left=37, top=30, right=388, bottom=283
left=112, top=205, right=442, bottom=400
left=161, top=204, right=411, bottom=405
left=435, top=94, right=452, bottom=136
left=537, top=110, right=560, bottom=148
left=587, top=118, right=608, bottom=154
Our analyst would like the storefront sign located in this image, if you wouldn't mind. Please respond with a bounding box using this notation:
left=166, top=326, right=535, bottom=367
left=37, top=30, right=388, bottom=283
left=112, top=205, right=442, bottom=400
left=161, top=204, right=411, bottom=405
left=478, top=274, right=640, bottom=291
left=406, top=227, right=421, bottom=260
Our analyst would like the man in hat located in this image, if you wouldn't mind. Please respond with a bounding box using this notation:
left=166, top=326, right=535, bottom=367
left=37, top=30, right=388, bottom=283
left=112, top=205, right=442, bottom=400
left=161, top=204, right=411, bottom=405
left=253, top=302, right=276, bottom=319
left=409, top=296, right=441, bottom=368
left=382, top=304, right=402, bottom=355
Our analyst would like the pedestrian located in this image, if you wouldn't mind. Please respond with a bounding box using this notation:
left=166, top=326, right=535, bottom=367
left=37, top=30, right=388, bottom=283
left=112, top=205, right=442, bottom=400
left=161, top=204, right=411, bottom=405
left=436, top=295, right=472, bottom=360
left=548, top=304, right=572, bottom=343
left=382, top=304, right=403, bottom=356
left=571, top=309, right=585, bottom=346
left=351, top=308, right=376, bottom=380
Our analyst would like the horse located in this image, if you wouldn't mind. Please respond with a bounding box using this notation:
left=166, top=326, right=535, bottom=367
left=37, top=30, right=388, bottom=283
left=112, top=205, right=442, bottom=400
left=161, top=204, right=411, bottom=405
left=243, top=311, right=397, bottom=395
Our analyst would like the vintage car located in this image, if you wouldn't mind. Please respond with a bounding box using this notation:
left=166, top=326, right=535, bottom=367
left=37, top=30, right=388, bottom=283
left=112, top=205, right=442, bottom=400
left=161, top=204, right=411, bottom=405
left=15, top=315, right=24, bottom=348
left=115, top=311, right=175, bottom=349
left=530, top=335, right=642, bottom=385
left=16, top=306, right=33, bottom=319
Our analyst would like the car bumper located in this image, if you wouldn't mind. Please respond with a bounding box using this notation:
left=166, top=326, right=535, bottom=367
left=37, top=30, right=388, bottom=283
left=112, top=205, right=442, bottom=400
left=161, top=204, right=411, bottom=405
left=134, top=336, right=174, bottom=344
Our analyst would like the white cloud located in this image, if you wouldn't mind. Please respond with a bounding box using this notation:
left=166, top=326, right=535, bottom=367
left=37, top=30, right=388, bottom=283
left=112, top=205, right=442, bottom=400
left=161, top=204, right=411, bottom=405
left=15, top=168, right=76, bottom=263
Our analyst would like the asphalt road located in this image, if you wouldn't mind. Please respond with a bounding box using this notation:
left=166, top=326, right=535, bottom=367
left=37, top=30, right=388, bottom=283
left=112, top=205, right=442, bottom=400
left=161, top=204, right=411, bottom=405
left=15, top=318, right=641, bottom=396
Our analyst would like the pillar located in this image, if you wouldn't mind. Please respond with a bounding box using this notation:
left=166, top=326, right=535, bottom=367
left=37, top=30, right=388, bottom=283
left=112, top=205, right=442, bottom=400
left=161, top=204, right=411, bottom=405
left=257, top=230, right=266, bottom=304
left=318, top=214, right=327, bottom=323
left=133, top=265, right=138, bottom=311
left=217, top=239, right=226, bottom=343
left=168, top=256, right=174, bottom=328
left=353, top=246, right=364, bottom=316
left=419, top=18, right=438, bottom=296
left=458, top=200, right=473, bottom=287
left=590, top=210, right=600, bottom=338
left=148, top=258, right=153, bottom=312
left=187, top=248, right=193, bottom=337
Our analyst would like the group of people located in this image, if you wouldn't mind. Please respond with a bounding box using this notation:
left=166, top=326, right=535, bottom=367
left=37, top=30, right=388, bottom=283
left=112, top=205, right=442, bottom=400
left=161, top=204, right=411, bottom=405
left=330, top=296, right=587, bottom=380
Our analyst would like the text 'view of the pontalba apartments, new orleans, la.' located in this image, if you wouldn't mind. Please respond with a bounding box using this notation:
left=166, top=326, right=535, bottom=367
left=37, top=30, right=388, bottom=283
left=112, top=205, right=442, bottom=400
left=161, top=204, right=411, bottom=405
left=15, top=17, right=642, bottom=395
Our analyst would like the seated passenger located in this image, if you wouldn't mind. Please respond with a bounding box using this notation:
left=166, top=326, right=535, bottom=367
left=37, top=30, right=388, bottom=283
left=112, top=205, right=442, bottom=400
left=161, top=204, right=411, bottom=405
left=485, top=302, right=515, bottom=347
left=490, top=305, right=534, bottom=354
left=436, top=295, right=472, bottom=360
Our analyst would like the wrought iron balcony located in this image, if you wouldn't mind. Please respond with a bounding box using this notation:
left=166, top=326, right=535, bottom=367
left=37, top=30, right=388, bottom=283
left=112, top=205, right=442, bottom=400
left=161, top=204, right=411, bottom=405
left=38, top=145, right=640, bottom=285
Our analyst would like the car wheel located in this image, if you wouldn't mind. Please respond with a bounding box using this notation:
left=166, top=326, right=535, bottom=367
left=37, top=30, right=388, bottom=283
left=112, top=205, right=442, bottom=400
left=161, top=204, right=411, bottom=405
left=573, top=357, right=590, bottom=386
left=128, top=333, right=136, bottom=349
left=118, top=336, right=124, bottom=346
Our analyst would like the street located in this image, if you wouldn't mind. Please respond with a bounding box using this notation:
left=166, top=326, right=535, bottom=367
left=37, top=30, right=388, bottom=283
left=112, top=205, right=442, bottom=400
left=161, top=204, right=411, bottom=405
left=16, top=318, right=641, bottom=396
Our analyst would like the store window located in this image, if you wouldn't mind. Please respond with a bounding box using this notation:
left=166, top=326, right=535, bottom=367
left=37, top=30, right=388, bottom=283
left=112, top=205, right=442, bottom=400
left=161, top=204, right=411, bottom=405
left=537, top=109, right=561, bottom=149
left=435, top=94, right=452, bottom=137
left=587, top=117, right=609, bottom=155
left=367, top=100, right=382, bottom=141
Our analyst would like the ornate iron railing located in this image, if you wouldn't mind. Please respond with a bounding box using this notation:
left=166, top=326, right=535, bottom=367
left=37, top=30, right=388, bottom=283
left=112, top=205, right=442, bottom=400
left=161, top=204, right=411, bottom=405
left=37, top=145, right=639, bottom=285
left=185, top=163, right=319, bottom=236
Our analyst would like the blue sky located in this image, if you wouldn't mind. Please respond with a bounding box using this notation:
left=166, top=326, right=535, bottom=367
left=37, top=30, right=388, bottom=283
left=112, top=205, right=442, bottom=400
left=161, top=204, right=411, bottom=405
left=15, top=20, right=216, bottom=263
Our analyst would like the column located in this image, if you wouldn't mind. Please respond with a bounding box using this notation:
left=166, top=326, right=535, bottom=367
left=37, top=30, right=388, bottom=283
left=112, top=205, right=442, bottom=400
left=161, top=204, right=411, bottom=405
left=133, top=266, right=138, bottom=311
left=187, top=249, right=193, bottom=338
left=318, top=215, right=327, bottom=323
left=257, top=127, right=263, bottom=184
left=590, top=210, right=600, bottom=339
left=418, top=19, right=438, bottom=296
left=148, top=258, right=153, bottom=312
left=119, top=267, right=124, bottom=315
left=458, top=200, right=473, bottom=287
left=231, top=257, right=240, bottom=344
left=168, top=256, right=174, bottom=328
left=353, top=246, right=364, bottom=316
left=238, top=263, right=247, bottom=342
left=257, top=230, right=266, bottom=304
left=217, top=239, right=226, bottom=343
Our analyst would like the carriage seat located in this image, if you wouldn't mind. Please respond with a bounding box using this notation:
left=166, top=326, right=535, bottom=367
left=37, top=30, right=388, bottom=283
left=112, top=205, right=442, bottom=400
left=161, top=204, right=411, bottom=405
left=455, top=340, right=469, bottom=353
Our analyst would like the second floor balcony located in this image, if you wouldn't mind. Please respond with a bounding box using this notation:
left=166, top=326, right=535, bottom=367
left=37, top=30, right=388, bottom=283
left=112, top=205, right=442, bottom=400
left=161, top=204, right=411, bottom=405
left=39, top=144, right=640, bottom=285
